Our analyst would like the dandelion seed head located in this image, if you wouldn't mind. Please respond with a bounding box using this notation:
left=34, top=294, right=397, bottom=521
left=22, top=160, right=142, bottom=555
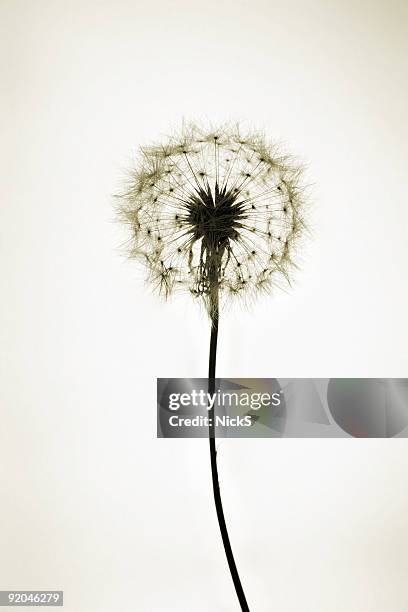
left=116, top=122, right=308, bottom=315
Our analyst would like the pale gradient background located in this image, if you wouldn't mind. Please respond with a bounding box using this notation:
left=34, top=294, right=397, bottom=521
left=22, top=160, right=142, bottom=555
left=1, top=0, right=408, bottom=610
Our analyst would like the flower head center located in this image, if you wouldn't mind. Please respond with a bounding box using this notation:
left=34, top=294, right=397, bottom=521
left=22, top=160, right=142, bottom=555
left=186, top=184, right=243, bottom=245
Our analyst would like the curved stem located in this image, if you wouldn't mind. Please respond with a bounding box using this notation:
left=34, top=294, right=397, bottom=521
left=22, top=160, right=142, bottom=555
left=208, top=291, right=250, bottom=611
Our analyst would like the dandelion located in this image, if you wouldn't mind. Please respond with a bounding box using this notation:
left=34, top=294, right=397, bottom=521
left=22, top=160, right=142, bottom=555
left=116, top=122, right=308, bottom=611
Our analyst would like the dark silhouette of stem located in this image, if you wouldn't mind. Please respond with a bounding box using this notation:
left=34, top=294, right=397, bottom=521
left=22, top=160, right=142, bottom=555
left=208, top=287, right=250, bottom=611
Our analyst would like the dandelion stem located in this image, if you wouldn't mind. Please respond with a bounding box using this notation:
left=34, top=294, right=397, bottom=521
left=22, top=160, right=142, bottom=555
left=208, top=287, right=250, bottom=611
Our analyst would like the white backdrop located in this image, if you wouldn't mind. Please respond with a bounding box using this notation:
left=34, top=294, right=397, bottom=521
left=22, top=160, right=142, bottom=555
left=1, top=1, right=408, bottom=610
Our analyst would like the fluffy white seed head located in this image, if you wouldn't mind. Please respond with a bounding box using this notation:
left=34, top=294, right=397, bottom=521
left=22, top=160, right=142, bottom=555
left=116, top=122, right=308, bottom=316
